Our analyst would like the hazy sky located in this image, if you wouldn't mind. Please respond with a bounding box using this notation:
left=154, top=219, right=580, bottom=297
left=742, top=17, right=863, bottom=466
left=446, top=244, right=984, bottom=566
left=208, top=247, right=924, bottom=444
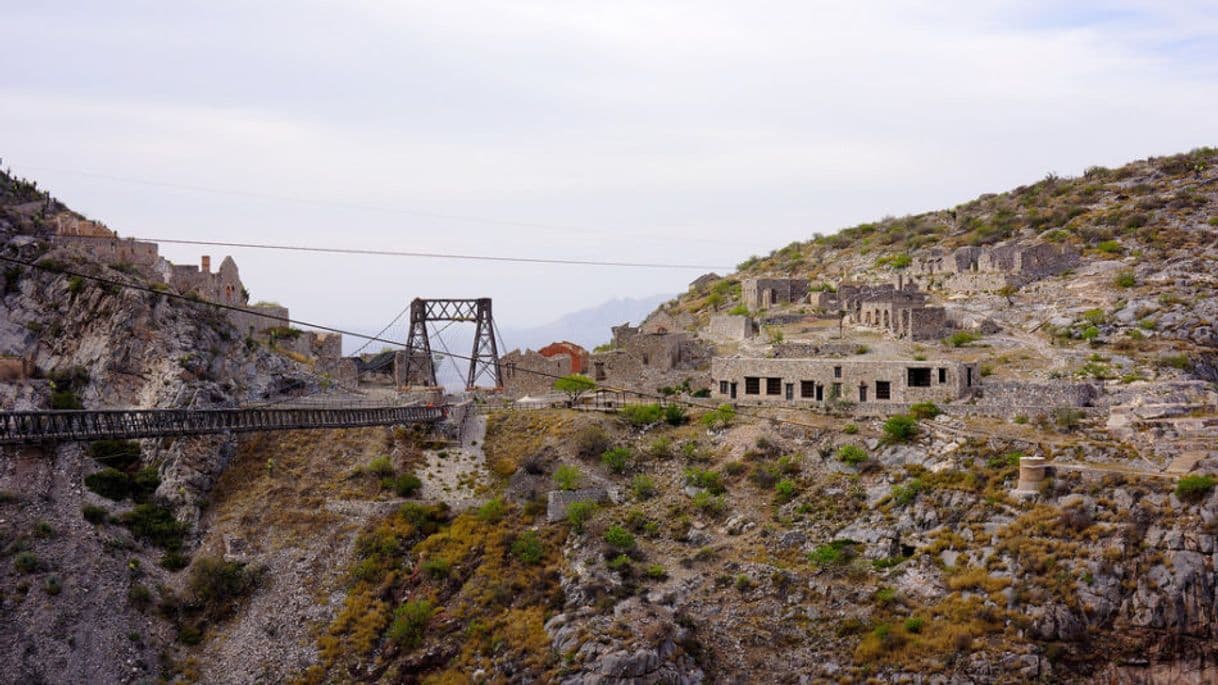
left=3, top=1, right=1216, bottom=342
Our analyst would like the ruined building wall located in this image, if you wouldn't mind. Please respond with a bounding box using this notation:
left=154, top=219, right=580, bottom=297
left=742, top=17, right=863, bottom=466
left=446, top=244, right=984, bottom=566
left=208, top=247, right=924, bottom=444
left=742, top=277, right=809, bottom=310
left=501, top=349, right=573, bottom=397
left=54, top=236, right=161, bottom=270
left=979, top=380, right=1098, bottom=408
left=712, top=357, right=979, bottom=406
left=708, top=314, right=757, bottom=341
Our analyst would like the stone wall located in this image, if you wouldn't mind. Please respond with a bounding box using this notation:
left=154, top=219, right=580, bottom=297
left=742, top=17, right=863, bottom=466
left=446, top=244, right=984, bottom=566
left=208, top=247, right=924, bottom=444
left=0, top=356, right=33, bottom=382
left=712, top=357, right=979, bottom=406
left=771, top=342, right=859, bottom=358
left=502, top=348, right=573, bottom=397
left=978, top=381, right=1099, bottom=408
left=54, top=236, right=160, bottom=270
left=537, top=341, right=589, bottom=374
left=317, top=358, right=359, bottom=389
left=161, top=255, right=246, bottom=306
left=742, top=277, right=809, bottom=310
left=708, top=314, right=757, bottom=341
left=228, top=303, right=290, bottom=339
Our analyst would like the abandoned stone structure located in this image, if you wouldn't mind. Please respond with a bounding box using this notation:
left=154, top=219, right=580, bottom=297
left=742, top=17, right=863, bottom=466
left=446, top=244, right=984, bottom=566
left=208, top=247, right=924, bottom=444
left=0, top=355, right=34, bottom=382
left=585, top=324, right=711, bottom=393
left=501, top=341, right=591, bottom=397
left=708, top=314, right=757, bottom=341
left=815, top=278, right=948, bottom=341
left=712, top=356, right=979, bottom=406
left=977, top=380, right=1098, bottom=408
left=53, top=225, right=346, bottom=368
left=913, top=240, right=1079, bottom=292
left=742, top=277, right=809, bottom=310
left=688, top=272, right=721, bottom=292
left=640, top=309, right=694, bottom=335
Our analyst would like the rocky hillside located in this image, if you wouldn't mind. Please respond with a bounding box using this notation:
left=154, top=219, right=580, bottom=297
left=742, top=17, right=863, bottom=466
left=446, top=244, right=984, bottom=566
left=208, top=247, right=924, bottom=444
left=0, top=169, right=326, bottom=684
left=2, top=148, right=1218, bottom=685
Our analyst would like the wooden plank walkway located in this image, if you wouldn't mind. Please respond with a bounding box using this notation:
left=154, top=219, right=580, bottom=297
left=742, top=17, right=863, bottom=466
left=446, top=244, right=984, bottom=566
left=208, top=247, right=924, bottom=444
left=0, top=405, right=447, bottom=445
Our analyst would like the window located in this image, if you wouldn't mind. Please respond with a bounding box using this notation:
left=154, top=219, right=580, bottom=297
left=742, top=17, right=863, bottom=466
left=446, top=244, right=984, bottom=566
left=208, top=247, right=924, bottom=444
left=938, top=367, right=947, bottom=384
left=785, top=383, right=793, bottom=400
left=859, top=384, right=868, bottom=402
left=816, top=384, right=824, bottom=401
left=967, top=367, right=973, bottom=387
left=834, top=366, right=842, bottom=379
left=594, top=362, right=606, bottom=381
left=642, top=353, right=650, bottom=366
left=875, top=381, right=891, bottom=400
left=800, top=381, right=816, bottom=398
left=745, top=377, right=760, bottom=395
left=831, top=383, right=841, bottom=399
left=720, top=380, right=729, bottom=395
left=907, top=367, right=932, bottom=387
left=766, top=377, right=782, bottom=395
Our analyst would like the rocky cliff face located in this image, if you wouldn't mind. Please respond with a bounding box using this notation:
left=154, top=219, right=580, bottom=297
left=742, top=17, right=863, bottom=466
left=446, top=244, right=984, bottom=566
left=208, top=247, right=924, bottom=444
left=0, top=174, right=322, bottom=684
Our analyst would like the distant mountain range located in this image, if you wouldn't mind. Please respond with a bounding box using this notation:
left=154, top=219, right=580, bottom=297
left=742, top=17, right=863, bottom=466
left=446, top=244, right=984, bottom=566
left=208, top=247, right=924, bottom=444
left=497, top=293, right=672, bottom=352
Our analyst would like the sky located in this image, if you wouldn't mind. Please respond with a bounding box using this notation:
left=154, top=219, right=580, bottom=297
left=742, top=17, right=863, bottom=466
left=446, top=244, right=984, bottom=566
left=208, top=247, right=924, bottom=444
left=2, top=1, right=1217, bottom=345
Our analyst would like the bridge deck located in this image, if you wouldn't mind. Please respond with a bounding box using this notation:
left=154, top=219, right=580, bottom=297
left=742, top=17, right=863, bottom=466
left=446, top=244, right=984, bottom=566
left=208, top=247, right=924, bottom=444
left=0, top=406, right=446, bottom=445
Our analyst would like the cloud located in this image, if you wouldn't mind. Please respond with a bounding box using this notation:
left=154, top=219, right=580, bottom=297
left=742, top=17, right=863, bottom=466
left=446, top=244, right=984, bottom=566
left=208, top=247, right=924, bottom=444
left=1, top=1, right=1215, bottom=331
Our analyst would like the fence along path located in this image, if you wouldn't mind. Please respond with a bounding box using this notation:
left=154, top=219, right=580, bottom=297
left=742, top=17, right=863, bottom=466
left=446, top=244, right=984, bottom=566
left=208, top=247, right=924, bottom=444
left=0, top=405, right=447, bottom=445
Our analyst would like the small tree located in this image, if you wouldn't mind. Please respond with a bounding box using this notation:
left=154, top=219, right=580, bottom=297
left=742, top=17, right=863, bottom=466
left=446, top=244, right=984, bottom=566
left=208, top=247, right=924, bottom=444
left=554, top=374, right=597, bottom=406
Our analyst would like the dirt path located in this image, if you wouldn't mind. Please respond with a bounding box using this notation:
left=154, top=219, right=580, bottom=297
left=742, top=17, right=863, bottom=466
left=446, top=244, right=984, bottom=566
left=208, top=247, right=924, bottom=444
left=416, top=411, right=492, bottom=511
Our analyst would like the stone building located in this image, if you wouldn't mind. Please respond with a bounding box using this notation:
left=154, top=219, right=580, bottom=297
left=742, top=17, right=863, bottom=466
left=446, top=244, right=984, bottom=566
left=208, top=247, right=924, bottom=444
left=587, top=324, right=711, bottom=393
left=501, top=341, right=590, bottom=397
left=708, top=314, right=757, bottom=341
left=711, top=356, right=979, bottom=406
left=912, top=241, right=1079, bottom=292
left=820, top=278, right=948, bottom=341
left=0, top=355, right=34, bottom=382
left=742, top=277, right=809, bottom=311
left=640, top=309, right=694, bottom=335
left=161, top=255, right=246, bottom=306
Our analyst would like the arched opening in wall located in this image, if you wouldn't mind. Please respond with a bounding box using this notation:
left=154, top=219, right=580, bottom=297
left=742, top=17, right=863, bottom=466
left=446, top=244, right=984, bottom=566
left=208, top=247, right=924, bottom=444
left=594, top=361, right=606, bottom=381
left=865, top=311, right=872, bottom=325
left=882, top=310, right=889, bottom=329
left=901, top=310, right=910, bottom=336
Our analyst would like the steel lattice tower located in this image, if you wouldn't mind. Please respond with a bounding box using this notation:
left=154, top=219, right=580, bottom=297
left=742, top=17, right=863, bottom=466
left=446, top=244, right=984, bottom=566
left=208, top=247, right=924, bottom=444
left=400, top=298, right=502, bottom=390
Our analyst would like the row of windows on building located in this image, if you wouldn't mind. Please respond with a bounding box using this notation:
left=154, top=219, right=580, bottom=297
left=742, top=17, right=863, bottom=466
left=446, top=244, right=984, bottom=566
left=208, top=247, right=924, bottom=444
left=717, top=366, right=955, bottom=402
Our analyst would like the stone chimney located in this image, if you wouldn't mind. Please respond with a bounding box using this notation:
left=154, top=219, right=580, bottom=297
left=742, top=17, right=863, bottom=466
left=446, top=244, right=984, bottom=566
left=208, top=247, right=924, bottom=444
left=201, top=255, right=211, bottom=273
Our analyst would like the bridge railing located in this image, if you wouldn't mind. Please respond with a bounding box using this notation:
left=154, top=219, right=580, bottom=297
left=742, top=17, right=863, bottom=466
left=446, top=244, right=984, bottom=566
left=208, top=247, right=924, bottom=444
left=0, top=405, right=447, bottom=445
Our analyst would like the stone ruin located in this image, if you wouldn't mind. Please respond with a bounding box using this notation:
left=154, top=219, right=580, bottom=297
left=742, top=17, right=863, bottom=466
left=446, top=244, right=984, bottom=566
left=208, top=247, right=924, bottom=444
left=501, top=341, right=591, bottom=397
left=815, top=276, right=948, bottom=342
left=912, top=240, right=1078, bottom=292
left=742, top=277, right=810, bottom=311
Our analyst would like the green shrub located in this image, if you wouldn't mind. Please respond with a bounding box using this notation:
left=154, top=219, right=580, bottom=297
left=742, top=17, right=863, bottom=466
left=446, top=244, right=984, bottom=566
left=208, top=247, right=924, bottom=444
left=1096, top=240, right=1122, bottom=254
left=904, top=616, right=926, bottom=633
left=1082, top=308, right=1106, bottom=325
left=383, top=473, right=422, bottom=497
left=882, top=414, right=919, bottom=443
left=684, top=467, right=726, bottom=494
left=620, top=403, right=663, bottom=427
left=421, top=558, right=451, bottom=579
left=693, top=491, right=726, bottom=515
left=890, top=478, right=924, bottom=506
left=1176, top=475, right=1217, bottom=503
left=842, top=423, right=859, bottom=435
left=566, top=501, right=596, bottom=532
left=945, top=331, right=980, bottom=347
left=511, top=531, right=544, bottom=565
left=188, top=556, right=261, bottom=620
left=50, top=390, right=83, bottom=410
left=82, top=504, right=108, bottom=524
left=128, top=584, right=152, bottom=609
left=608, top=554, right=633, bottom=573
left=44, top=575, right=62, bottom=596
left=13, top=551, right=40, bottom=573
left=1114, top=271, right=1136, bottom=288
left=574, top=425, right=611, bottom=458
left=808, top=540, right=856, bottom=567
left=85, top=468, right=131, bottom=500
left=119, top=504, right=188, bottom=551
left=131, top=467, right=161, bottom=502
left=909, top=402, right=940, bottom=420
left=644, top=563, right=667, bottom=579
left=604, top=525, right=636, bottom=550
left=727, top=304, right=750, bottom=316
left=836, top=444, right=868, bottom=466
left=986, top=451, right=1023, bottom=469
left=160, top=550, right=190, bottom=571
left=663, top=404, right=688, bottom=426
left=1159, top=354, right=1191, bottom=371
left=89, top=440, right=141, bottom=469
left=553, top=464, right=582, bottom=491
left=387, top=599, right=435, bottom=648
left=600, top=447, right=632, bottom=474
left=367, top=455, right=394, bottom=477
left=631, top=474, right=656, bottom=500
left=700, top=404, right=736, bottom=430
left=1052, top=408, right=1084, bottom=432
left=774, top=478, right=797, bottom=503
left=475, top=497, right=506, bottom=523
